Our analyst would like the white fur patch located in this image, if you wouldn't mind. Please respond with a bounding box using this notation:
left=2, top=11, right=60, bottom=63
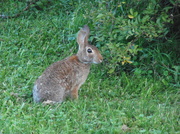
left=33, top=85, right=40, bottom=102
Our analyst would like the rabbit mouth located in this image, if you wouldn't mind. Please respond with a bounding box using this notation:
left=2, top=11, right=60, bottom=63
left=94, top=55, right=103, bottom=64
left=80, top=60, right=102, bottom=64
left=93, top=59, right=103, bottom=64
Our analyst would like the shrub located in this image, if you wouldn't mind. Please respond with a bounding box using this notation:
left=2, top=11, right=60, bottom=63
left=77, top=0, right=174, bottom=74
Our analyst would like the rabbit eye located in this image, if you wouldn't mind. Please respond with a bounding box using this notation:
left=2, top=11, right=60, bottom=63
left=87, top=48, right=93, bottom=53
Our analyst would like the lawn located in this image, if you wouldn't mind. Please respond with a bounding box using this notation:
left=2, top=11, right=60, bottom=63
left=0, top=1, right=179, bottom=134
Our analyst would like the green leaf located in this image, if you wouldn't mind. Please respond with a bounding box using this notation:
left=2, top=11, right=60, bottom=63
left=108, top=68, right=115, bottom=74
left=130, top=8, right=133, bottom=15
left=128, top=15, right=134, bottom=19
left=156, top=18, right=162, bottom=27
left=134, top=11, right=138, bottom=17
left=96, top=14, right=104, bottom=18
left=142, top=15, right=150, bottom=23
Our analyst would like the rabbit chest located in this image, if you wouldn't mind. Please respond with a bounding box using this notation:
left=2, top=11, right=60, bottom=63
left=67, top=55, right=90, bottom=89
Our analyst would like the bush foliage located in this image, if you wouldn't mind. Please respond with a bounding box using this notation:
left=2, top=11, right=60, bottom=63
left=81, top=0, right=174, bottom=73
left=1, top=0, right=179, bottom=85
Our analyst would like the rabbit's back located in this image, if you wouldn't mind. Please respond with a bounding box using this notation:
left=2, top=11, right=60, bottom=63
left=33, top=55, right=90, bottom=103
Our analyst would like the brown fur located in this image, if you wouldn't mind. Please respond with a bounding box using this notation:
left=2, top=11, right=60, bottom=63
left=33, top=25, right=103, bottom=103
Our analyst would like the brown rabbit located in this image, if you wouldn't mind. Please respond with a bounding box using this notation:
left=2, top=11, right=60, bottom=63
left=33, top=25, right=103, bottom=103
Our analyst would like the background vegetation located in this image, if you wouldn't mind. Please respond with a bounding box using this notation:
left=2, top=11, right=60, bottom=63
left=0, top=0, right=179, bottom=133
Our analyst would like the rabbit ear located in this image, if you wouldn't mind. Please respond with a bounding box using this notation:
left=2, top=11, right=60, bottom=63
left=77, top=25, right=90, bottom=49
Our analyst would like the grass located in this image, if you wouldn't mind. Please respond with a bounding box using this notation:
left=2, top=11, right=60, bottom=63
left=0, top=1, right=179, bottom=134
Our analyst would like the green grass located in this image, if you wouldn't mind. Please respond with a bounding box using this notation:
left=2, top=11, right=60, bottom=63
left=0, top=1, right=179, bottom=134
left=0, top=73, right=179, bottom=133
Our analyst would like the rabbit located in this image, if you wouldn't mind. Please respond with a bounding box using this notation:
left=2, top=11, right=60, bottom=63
left=33, top=25, right=103, bottom=103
